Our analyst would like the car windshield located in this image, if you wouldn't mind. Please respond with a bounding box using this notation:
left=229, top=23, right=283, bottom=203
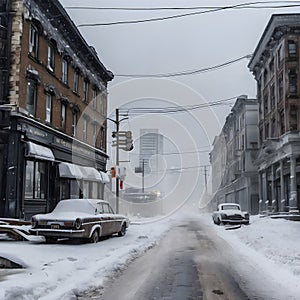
left=222, top=205, right=240, bottom=210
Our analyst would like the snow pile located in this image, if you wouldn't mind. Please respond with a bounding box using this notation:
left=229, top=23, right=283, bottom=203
left=0, top=217, right=174, bottom=300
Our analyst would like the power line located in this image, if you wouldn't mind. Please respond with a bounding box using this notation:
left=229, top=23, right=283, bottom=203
left=119, top=96, right=238, bottom=115
left=115, top=54, right=252, bottom=78
left=75, top=2, right=300, bottom=27
left=66, top=1, right=300, bottom=12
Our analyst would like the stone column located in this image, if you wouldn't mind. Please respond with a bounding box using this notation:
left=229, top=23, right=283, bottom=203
left=271, top=164, right=276, bottom=212
left=289, top=155, right=298, bottom=212
left=280, top=160, right=285, bottom=212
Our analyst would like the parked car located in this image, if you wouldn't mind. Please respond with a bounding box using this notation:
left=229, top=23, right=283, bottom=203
left=212, top=203, right=250, bottom=225
left=30, top=199, right=129, bottom=243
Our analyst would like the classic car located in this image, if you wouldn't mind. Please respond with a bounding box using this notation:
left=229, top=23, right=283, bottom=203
left=212, top=203, right=250, bottom=225
left=30, top=199, right=129, bottom=243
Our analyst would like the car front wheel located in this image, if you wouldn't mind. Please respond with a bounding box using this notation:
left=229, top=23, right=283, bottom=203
left=118, top=224, right=126, bottom=237
left=89, top=229, right=99, bottom=243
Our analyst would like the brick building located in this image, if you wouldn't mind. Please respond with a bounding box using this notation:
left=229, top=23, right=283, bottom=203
left=0, top=0, right=113, bottom=219
left=248, top=14, right=300, bottom=213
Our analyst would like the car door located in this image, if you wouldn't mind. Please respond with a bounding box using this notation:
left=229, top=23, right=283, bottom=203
left=102, top=203, right=116, bottom=235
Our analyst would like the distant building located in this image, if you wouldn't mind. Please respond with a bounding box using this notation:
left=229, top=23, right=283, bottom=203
left=209, top=96, right=259, bottom=214
left=139, top=129, right=164, bottom=174
left=0, top=0, right=113, bottom=219
left=248, top=14, right=300, bottom=213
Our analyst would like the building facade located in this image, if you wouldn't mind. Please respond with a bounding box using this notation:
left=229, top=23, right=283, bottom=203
left=139, top=129, right=164, bottom=174
left=209, top=96, right=259, bottom=214
left=248, top=14, right=300, bottom=213
left=0, top=0, right=113, bottom=220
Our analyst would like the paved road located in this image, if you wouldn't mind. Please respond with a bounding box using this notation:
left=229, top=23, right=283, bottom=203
left=79, top=219, right=250, bottom=300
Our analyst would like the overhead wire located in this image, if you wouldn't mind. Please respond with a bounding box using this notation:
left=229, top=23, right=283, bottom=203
left=114, top=54, right=252, bottom=78
left=72, top=1, right=300, bottom=27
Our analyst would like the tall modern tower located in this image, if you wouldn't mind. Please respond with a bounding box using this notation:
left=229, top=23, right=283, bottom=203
left=139, top=129, right=164, bottom=174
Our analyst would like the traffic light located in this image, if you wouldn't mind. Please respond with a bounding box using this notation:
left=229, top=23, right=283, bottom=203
left=112, top=131, right=134, bottom=151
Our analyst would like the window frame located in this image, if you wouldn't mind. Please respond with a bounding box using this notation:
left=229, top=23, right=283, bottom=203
left=45, top=93, right=52, bottom=123
left=74, top=70, right=79, bottom=93
left=47, top=44, right=55, bottom=72
left=61, top=103, right=66, bottom=130
left=62, top=58, right=68, bottom=85
left=29, top=24, right=39, bottom=58
left=83, top=80, right=89, bottom=103
left=26, top=80, right=37, bottom=116
left=72, top=112, right=77, bottom=136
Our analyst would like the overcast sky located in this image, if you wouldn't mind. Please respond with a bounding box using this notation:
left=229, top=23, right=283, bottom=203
left=60, top=0, right=300, bottom=197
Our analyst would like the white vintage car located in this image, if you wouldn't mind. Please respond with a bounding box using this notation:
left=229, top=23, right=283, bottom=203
left=212, top=203, right=250, bottom=225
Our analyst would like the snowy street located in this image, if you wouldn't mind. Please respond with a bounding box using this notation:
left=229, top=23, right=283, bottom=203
left=0, top=208, right=300, bottom=299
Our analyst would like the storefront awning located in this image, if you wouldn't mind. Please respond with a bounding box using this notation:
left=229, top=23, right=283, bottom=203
left=100, top=171, right=110, bottom=183
left=59, top=162, right=109, bottom=183
left=25, top=142, right=55, bottom=161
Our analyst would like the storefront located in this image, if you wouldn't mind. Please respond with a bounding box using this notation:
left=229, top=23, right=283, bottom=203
left=1, top=114, right=109, bottom=220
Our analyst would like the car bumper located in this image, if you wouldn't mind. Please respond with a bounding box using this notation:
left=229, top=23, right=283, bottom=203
left=223, top=218, right=249, bottom=224
left=30, top=228, right=86, bottom=239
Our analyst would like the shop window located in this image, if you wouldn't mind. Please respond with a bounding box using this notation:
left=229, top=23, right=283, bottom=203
left=92, top=182, right=98, bottom=199
left=83, top=80, right=89, bottom=103
left=26, top=80, right=37, bottom=116
left=47, top=44, right=55, bottom=72
left=29, top=24, right=38, bottom=58
left=288, top=40, right=297, bottom=58
left=82, top=181, right=89, bottom=198
left=25, top=160, right=47, bottom=199
left=289, top=69, right=297, bottom=95
left=46, top=93, right=52, bottom=123
left=74, top=70, right=79, bottom=93
left=61, top=179, right=80, bottom=200
left=62, top=59, right=68, bottom=84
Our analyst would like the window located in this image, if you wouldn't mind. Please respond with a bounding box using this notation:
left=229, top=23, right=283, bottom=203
left=26, top=80, right=37, bottom=116
left=92, top=88, right=97, bottom=110
left=74, top=71, right=79, bottom=93
left=45, top=93, right=52, bottom=123
left=47, top=45, right=55, bottom=71
left=83, top=80, right=89, bottom=102
left=62, top=59, right=68, bottom=84
left=271, top=118, right=276, bottom=137
left=83, top=118, right=87, bottom=142
left=278, top=73, right=283, bottom=101
left=289, top=69, right=297, bottom=95
left=264, top=92, right=269, bottom=116
left=25, top=160, right=47, bottom=199
left=72, top=113, right=77, bottom=136
left=277, top=45, right=283, bottom=67
left=100, top=92, right=105, bottom=115
left=92, top=123, right=97, bottom=146
left=61, top=103, right=66, bottom=130
left=100, top=126, right=105, bottom=149
left=29, top=24, right=38, bottom=58
left=280, top=110, right=285, bottom=135
left=270, top=84, right=275, bottom=109
left=288, top=40, right=297, bottom=58
left=290, top=105, right=298, bottom=130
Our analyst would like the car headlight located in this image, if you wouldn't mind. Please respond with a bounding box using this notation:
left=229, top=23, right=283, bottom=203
left=245, top=213, right=249, bottom=219
left=31, top=217, right=38, bottom=228
left=75, top=218, right=82, bottom=229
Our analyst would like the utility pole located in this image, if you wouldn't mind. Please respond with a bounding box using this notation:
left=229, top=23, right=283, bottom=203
left=115, top=108, right=120, bottom=214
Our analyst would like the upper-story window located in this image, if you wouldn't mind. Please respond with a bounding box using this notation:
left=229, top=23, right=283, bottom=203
left=83, top=118, right=87, bottom=142
left=277, top=45, right=284, bottom=67
left=72, top=112, right=77, bottom=136
left=288, top=40, right=297, bottom=58
left=74, top=71, right=79, bottom=93
left=92, top=88, right=97, bottom=110
left=289, top=69, right=297, bottom=95
left=29, top=24, right=39, bottom=58
left=92, top=123, right=97, bottom=146
left=47, top=44, right=55, bottom=72
left=45, top=93, right=52, bottom=123
left=270, top=84, right=275, bottom=109
left=278, top=73, right=283, bottom=101
left=62, top=59, right=68, bottom=84
left=100, top=92, right=105, bottom=115
left=83, top=80, right=89, bottom=103
left=61, top=103, right=66, bottom=130
left=26, top=80, right=37, bottom=116
left=100, top=126, right=105, bottom=149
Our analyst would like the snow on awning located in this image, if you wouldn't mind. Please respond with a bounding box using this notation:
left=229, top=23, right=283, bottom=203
left=59, top=162, right=108, bottom=183
left=25, top=142, right=55, bottom=161
left=100, top=171, right=110, bottom=183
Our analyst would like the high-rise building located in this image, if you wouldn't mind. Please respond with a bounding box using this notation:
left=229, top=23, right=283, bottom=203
left=139, top=129, right=164, bottom=174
